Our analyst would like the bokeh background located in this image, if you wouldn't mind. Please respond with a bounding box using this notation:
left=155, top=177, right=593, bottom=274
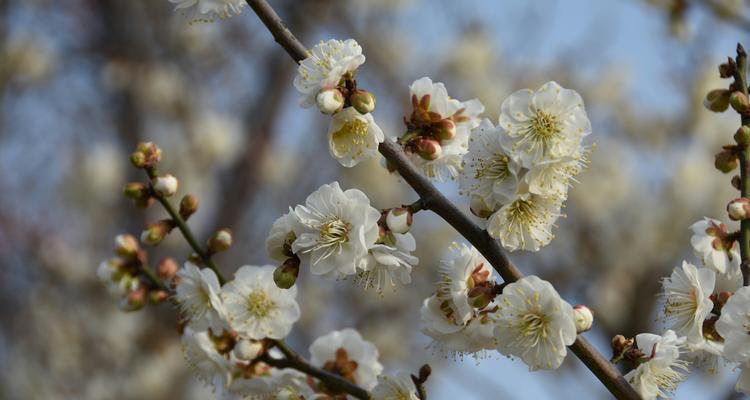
left=1, top=0, right=749, bottom=398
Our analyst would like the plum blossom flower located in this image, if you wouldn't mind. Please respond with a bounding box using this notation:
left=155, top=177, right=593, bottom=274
left=401, top=77, right=483, bottom=181
left=716, top=286, right=750, bottom=364
left=356, top=231, right=418, bottom=293
left=221, top=265, right=300, bottom=339
left=175, top=262, right=228, bottom=333
left=524, top=150, right=588, bottom=201
left=486, top=189, right=562, bottom=252
left=294, top=39, right=365, bottom=109
left=660, top=261, right=715, bottom=344
left=169, top=0, right=245, bottom=23
left=309, top=328, right=383, bottom=391
left=690, top=217, right=739, bottom=274
left=266, top=212, right=298, bottom=262
left=327, top=107, right=384, bottom=167
left=499, top=81, right=591, bottom=167
left=460, top=119, right=520, bottom=209
left=292, top=182, right=380, bottom=279
left=624, top=330, right=689, bottom=400
left=420, top=295, right=496, bottom=356
left=492, top=275, right=576, bottom=370
left=181, top=327, right=234, bottom=391
left=372, top=372, right=420, bottom=400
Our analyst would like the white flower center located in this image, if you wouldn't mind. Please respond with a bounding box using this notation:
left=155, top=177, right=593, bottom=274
left=332, top=118, right=369, bottom=155
left=663, top=287, right=698, bottom=330
left=529, top=110, right=561, bottom=140
left=475, top=154, right=510, bottom=180
left=309, top=217, right=352, bottom=262
left=518, top=312, right=550, bottom=347
left=247, top=290, right=275, bottom=318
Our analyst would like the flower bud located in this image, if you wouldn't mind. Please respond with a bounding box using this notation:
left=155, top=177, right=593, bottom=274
left=414, top=137, right=442, bottom=161
left=137, top=141, right=162, bottom=164
left=123, top=182, right=147, bottom=200
left=233, top=339, right=264, bottom=361
left=157, top=257, right=179, bottom=280
left=719, top=61, right=735, bottom=79
left=573, top=304, right=594, bottom=333
left=129, top=151, right=147, bottom=168
left=121, top=286, right=146, bottom=312
left=434, top=119, right=456, bottom=141
left=114, top=234, right=140, bottom=258
left=730, top=91, right=750, bottom=114
left=736, top=126, right=750, bottom=145
left=153, top=174, right=178, bottom=197
left=733, top=175, right=742, bottom=190
left=134, top=196, right=155, bottom=209
left=188, top=252, right=203, bottom=266
left=715, top=149, right=739, bottom=173
left=274, top=257, right=300, bottom=289
left=316, top=88, right=345, bottom=114
left=728, top=198, right=750, bottom=221
left=469, top=195, right=493, bottom=219
left=148, top=289, right=169, bottom=304
left=207, top=229, right=232, bottom=253
left=704, top=89, right=730, bottom=112
left=386, top=207, right=413, bottom=234
left=141, top=220, right=172, bottom=246
left=179, top=194, right=199, bottom=220
left=417, top=364, right=432, bottom=384
left=350, top=89, right=376, bottom=114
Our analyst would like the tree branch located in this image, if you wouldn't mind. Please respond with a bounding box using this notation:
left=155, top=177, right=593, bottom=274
left=260, top=353, right=372, bottom=399
left=243, top=1, right=639, bottom=398
left=734, top=43, right=750, bottom=286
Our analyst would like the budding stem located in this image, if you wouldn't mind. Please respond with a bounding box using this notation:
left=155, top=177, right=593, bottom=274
left=733, top=43, right=750, bottom=286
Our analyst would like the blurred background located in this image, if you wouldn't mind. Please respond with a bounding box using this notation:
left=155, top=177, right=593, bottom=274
left=1, top=0, right=749, bottom=398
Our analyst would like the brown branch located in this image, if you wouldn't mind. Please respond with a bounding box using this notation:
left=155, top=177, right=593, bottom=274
left=243, top=1, right=640, bottom=398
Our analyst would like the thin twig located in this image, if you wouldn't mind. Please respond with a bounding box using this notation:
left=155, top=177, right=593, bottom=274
left=733, top=43, right=750, bottom=286
left=260, top=354, right=372, bottom=399
left=242, top=1, right=640, bottom=398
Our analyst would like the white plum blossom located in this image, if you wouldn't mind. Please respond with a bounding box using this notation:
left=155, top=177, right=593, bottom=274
left=169, top=0, right=245, bottom=22
left=492, top=275, right=576, bottom=370
left=372, top=372, right=420, bottom=400
left=181, top=327, right=234, bottom=391
left=309, top=328, right=383, bottom=391
left=404, top=76, right=484, bottom=181
left=460, top=119, right=520, bottom=209
left=175, top=262, right=228, bottom=334
left=221, top=265, right=300, bottom=340
left=420, top=295, right=496, bottom=356
left=436, top=243, right=492, bottom=325
left=292, top=182, right=380, bottom=279
left=356, top=231, right=418, bottom=293
left=716, top=286, right=750, bottom=364
left=486, top=189, right=562, bottom=252
left=690, top=217, right=739, bottom=274
left=225, top=369, right=311, bottom=400
left=499, top=81, right=591, bottom=167
left=524, top=151, right=588, bottom=201
left=327, top=107, right=384, bottom=167
left=266, top=212, right=298, bottom=262
left=294, top=39, right=365, bottom=109
left=624, top=330, right=689, bottom=400
left=660, top=261, right=715, bottom=344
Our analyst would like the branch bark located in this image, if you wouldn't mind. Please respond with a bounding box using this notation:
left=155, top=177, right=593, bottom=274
left=243, top=1, right=640, bottom=398
left=735, top=44, right=750, bottom=286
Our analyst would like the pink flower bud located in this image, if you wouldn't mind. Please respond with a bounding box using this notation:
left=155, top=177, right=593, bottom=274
left=141, top=220, right=172, bottom=246
left=386, top=207, right=413, bottom=234
left=728, top=198, right=750, bottom=221
left=153, top=174, right=178, bottom=197
left=415, top=137, right=442, bottom=161
left=573, top=304, right=594, bottom=333
left=434, top=119, right=456, bottom=141
left=157, top=257, right=179, bottom=280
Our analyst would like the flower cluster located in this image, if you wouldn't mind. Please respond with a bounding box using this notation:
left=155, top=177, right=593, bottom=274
left=460, top=82, right=591, bottom=252
left=420, top=243, right=580, bottom=370
left=169, top=0, right=246, bottom=23
left=294, top=39, right=384, bottom=167
left=398, top=77, right=484, bottom=181
left=266, top=181, right=419, bottom=292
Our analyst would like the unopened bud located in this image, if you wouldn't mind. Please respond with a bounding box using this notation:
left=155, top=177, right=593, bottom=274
left=114, top=234, right=140, bottom=258
left=122, top=286, right=146, bottom=311
left=179, top=194, right=199, bottom=220
left=148, top=289, right=169, bottom=304
left=207, top=229, right=232, bottom=253
left=233, top=339, right=264, bottom=361
left=350, top=89, right=376, bottom=114
left=733, top=175, right=742, bottom=190
left=130, top=151, right=147, bottom=168
left=316, top=88, right=345, bottom=114
left=417, top=364, right=432, bottom=383
left=719, top=61, right=735, bottom=79
left=141, top=220, right=172, bottom=246
left=728, top=198, right=750, bottom=220
left=573, top=304, right=594, bottom=333
left=187, top=252, right=203, bottom=266
left=736, top=126, right=750, bottom=145
left=414, top=137, right=442, bottom=161
left=469, top=195, right=493, bottom=219
left=715, top=149, right=739, bottom=173
left=730, top=91, right=750, bottom=114
left=137, top=141, right=162, bottom=162
left=704, top=89, right=730, bottom=112
left=467, top=285, right=494, bottom=309
left=157, top=257, right=179, bottom=280
left=153, top=174, right=178, bottom=197
left=610, top=334, right=634, bottom=362
left=274, top=257, right=300, bottom=289
left=123, top=182, right=147, bottom=200
left=386, top=207, right=413, bottom=234
left=134, top=196, right=155, bottom=209
left=434, top=119, right=456, bottom=141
